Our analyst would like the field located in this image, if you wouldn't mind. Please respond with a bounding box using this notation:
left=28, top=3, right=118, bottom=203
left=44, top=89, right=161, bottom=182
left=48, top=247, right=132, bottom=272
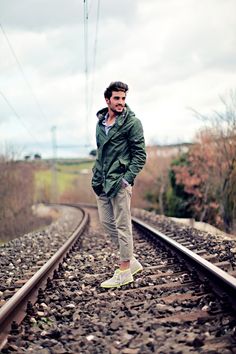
left=33, top=153, right=168, bottom=209
left=34, top=159, right=96, bottom=204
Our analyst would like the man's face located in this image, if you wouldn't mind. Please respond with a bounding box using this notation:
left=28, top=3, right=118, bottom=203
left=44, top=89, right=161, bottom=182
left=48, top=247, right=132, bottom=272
left=105, top=91, right=126, bottom=114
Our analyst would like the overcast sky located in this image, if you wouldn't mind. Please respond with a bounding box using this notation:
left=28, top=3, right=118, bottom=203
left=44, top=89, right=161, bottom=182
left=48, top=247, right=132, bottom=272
left=1, top=0, right=236, bottom=158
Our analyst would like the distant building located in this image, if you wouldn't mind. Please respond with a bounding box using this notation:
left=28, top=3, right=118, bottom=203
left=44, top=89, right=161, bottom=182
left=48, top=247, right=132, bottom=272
left=146, top=143, right=192, bottom=158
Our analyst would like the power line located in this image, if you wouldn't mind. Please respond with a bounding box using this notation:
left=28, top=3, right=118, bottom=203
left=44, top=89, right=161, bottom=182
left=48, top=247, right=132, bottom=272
left=82, top=0, right=101, bottom=146
left=90, top=0, right=101, bottom=116
left=0, top=22, right=50, bottom=125
left=92, top=0, right=101, bottom=81
left=83, top=0, right=89, bottom=141
left=88, top=0, right=94, bottom=15
left=0, top=90, right=45, bottom=150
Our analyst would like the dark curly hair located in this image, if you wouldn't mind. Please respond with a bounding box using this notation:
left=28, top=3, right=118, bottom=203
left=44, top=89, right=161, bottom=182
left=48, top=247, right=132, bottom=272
left=104, top=81, right=129, bottom=99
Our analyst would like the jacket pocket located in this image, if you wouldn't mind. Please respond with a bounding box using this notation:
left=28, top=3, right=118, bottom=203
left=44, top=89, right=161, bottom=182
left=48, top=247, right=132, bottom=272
left=118, top=158, right=128, bottom=172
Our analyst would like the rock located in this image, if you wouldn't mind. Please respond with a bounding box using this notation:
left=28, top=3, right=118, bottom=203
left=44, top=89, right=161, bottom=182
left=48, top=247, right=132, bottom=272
left=49, top=343, right=66, bottom=353
left=30, top=317, right=37, bottom=324
left=65, top=303, right=76, bottom=309
left=41, top=339, right=58, bottom=348
left=40, top=303, right=49, bottom=310
left=192, top=336, right=204, bottom=347
left=86, top=334, right=95, bottom=341
left=122, top=349, right=139, bottom=354
left=6, top=344, right=19, bottom=351
left=156, top=303, right=171, bottom=312
left=201, top=305, right=209, bottom=311
left=40, top=330, right=48, bottom=337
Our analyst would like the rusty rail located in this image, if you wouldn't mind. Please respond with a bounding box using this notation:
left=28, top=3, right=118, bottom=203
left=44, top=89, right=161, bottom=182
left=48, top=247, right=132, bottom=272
left=132, top=216, right=236, bottom=307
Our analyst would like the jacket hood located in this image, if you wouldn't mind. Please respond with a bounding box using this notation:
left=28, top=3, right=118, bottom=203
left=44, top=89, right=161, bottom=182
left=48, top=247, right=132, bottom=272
left=96, top=104, right=135, bottom=120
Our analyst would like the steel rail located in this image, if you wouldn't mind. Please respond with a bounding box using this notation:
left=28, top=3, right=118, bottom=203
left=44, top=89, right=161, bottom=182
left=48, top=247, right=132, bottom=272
left=0, top=205, right=89, bottom=349
left=132, top=216, right=236, bottom=302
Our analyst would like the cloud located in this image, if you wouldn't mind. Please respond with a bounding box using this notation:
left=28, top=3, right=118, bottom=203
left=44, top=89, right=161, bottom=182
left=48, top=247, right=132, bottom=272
left=1, top=0, right=138, bottom=30
left=1, top=0, right=236, bottom=157
left=1, top=0, right=83, bottom=30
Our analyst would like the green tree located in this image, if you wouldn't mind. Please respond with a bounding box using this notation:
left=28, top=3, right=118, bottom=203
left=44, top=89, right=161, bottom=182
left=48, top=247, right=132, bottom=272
left=164, top=154, right=193, bottom=218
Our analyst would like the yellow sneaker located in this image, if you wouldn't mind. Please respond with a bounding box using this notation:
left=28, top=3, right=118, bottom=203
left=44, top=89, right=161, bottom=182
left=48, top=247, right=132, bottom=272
left=130, top=257, right=143, bottom=275
left=101, top=269, right=133, bottom=288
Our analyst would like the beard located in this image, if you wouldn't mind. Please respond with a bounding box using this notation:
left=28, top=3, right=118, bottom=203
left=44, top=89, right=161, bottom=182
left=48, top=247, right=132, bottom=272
left=110, top=105, right=124, bottom=115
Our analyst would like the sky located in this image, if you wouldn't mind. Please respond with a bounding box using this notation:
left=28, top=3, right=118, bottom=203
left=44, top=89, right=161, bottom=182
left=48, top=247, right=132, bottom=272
left=1, top=0, right=236, bottom=158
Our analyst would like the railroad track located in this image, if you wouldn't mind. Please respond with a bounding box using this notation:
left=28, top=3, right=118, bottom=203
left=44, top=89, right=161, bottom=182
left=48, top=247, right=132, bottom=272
left=1, top=204, right=236, bottom=353
left=0, top=204, right=88, bottom=350
left=0, top=205, right=84, bottom=309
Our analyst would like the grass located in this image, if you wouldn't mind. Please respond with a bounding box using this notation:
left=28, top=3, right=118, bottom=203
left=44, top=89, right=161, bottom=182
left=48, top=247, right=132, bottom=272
left=56, top=161, right=93, bottom=174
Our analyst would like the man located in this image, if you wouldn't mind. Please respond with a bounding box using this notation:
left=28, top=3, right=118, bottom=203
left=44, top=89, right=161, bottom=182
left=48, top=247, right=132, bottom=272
left=92, top=81, right=146, bottom=288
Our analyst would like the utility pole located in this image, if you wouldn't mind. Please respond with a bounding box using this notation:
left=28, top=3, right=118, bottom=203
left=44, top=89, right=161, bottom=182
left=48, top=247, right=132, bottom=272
left=84, top=0, right=89, bottom=142
left=51, top=126, right=58, bottom=203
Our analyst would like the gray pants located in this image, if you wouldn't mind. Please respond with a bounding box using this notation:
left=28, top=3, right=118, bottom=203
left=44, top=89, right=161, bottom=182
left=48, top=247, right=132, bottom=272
left=96, top=185, right=133, bottom=261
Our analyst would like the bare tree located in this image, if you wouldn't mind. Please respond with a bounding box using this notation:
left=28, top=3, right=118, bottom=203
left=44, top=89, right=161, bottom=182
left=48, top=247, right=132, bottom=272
left=0, top=150, right=37, bottom=241
left=191, top=90, right=236, bottom=231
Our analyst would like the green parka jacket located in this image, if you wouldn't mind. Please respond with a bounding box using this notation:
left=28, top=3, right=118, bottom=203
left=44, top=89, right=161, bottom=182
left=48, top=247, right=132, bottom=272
left=91, top=104, right=146, bottom=198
